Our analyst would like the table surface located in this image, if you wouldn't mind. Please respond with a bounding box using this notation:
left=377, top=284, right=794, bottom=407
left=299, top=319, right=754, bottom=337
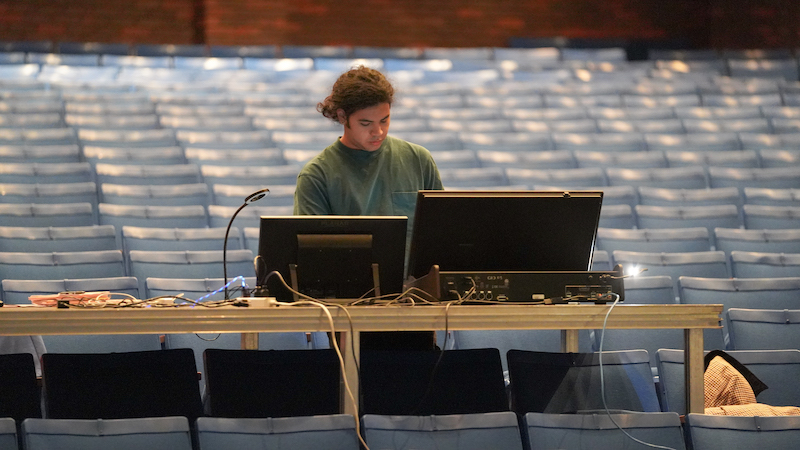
left=0, top=303, right=722, bottom=335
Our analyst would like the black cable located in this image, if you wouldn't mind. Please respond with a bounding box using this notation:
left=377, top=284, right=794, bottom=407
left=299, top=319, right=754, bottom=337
left=223, top=188, right=269, bottom=299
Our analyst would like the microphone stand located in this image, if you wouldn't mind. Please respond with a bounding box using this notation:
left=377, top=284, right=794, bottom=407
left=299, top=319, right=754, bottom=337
left=223, top=188, right=269, bottom=299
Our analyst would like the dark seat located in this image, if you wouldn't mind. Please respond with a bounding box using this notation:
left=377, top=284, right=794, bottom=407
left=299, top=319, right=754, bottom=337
left=507, top=349, right=660, bottom=414
left=359, top=348, right=508, bottom=416
left=41, top=349, right=203, bottom=421
left=203, top=348, right=340, bottom=418
left=0, top=353, right=41, bottom=423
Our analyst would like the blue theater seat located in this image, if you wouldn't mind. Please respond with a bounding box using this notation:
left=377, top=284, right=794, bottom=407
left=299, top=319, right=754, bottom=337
left=196, top=415, right=359, bottom=450
left=523, top=412, right=686, bottom=450
left=727, top=308, right=800, bottom=351
left=686, top=414, right=800, bottom=450
left=363, top=412, right=523, bottom=450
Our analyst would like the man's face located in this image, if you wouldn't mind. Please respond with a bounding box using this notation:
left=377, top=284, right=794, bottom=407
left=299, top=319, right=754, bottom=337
left=338, top=103, right=391, bottom=152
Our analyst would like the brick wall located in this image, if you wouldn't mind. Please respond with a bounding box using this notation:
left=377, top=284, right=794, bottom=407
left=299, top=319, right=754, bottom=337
left=0, top=0, right=797, bottom=50
left=0, top=0, right=197, bottom=45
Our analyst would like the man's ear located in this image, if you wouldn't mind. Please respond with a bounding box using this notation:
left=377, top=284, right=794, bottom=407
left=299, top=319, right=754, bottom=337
left=336, top=109, right=348, bottom=126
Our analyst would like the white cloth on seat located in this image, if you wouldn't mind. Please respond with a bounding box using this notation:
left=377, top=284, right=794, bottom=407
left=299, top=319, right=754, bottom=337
left=0, top=335, right=46, bottom=376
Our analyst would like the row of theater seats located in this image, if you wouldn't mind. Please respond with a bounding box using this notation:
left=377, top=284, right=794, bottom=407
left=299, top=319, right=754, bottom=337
left=3, top=412, right=799, bottom=450
left=4, top=107, right=800, bottom=130
left=1, top=52, right=799, bottom=86
left=5, top=197, right=800, bottom=231
left=3, top=102, right=800, bottom=122
left=3, top=222, right=798, bottom=259
left=4, top=127, right=800, bottom=152
left=4, top=159, right=800, bottom=188
left=2, top=346, right=800, bottom=449
left=9, top=145, right=800, bottom=170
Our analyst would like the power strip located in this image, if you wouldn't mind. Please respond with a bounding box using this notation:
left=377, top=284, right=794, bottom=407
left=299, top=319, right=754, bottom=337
left=239, top=297, right=281, bottom=307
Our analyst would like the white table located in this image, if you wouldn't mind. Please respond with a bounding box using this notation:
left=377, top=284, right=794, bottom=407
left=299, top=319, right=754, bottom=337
left=0, top=303, right=721, bottom=415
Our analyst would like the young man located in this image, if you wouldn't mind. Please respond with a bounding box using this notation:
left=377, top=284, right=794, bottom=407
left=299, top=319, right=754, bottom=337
left=294, top=66, right=443, bottom=350
left=294, top=65, right=442, bottom=223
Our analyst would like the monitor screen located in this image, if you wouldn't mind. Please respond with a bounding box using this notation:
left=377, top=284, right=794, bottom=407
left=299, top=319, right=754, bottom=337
left=406, top=190, right=603, bottom=279
left=257, top=216, right=407, bottom=301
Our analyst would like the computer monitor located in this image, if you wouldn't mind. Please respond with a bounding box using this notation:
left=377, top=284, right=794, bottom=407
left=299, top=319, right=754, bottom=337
left=406, top=190, right=604, bottom=279
left=257, top=216, right=407, bottom=301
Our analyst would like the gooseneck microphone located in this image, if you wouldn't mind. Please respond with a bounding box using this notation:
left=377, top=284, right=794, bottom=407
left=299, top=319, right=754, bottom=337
left=223, top=188, right=269, bottom=299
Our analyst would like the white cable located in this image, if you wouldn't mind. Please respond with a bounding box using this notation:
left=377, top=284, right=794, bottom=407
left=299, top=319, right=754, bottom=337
left=599, top=293, right=676, bottom=450
left=286, top=300, right=370, bottom=450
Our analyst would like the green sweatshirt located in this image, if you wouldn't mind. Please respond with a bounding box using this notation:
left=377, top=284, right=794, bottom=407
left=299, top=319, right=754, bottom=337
left=293, top=135, right=443, bottom=234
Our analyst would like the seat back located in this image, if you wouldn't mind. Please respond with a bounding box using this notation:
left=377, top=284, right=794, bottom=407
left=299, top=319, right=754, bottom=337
left=656, top=349, right=800, bottom=413
left=714, top=227, right=800, bottom=254
left=440, top=167, right=509, bottom=188
left=506, top=167, right=606, bottom=188
left=360, top=348, right=508, bottom=416
left=122, top=226, right=238, bottom=253
left=709, top=167, right=800, bottom=191
left=362, top=412, right=523, bottom=450
left=83, top=146, right=185, bottom=165
left=596, top=227, right=712, bottom=253
left=730, top=251, right=800, bottom=278
left=686, top=414, right=800, bottom=450
left=637, top=186, right=742, bottom=207
left=634, top=205, right=741, bottom=235
left=95, top=163, right=200, bottom=185
left=211, top=184, right=294, bottom=207
left=507, top=349, right=660, bottom=414
left=0, top=203, right=94, bottom=227
left=743, top=187, right=800, bottom=206
left=606, top=166, right=708, bottom=189
left=100, top=183, right=210, bottom=207
left=0, top=144, right=80, bottom=164
left=185, top=148, right=285, bottom=167
left=78, top=129, right=177, bottom=148
left=129, top=249, right=253, bottom=294
left=622, top=276, right=677, bottom=304
left=613, top=251, right=729, bottom=296
left=727, top=308, right=800, bottom=350
left=742, top=205, right=800, bottom=229
left=0, top=418, right=16, bottom=450
left=0, top=250, right=125, bottom=281
left=199, top=164, right=302, bottom=186
left=99, top=204, right=209, bottom=236
left=203, top=349, right=340, bottom=418
left=523, top=412, right=686, bottom=450
left=195, top=415, right=359, bottom=450
left=678, top=276, right=800, bottom=349
left=0, top=182, right=98, bottom=209
left=0, top=225, right=118, bottom=253
left=41, top=349, right=203, bottom=421
left=598, top=204, right=636, bottom=229
left=21, top=417, right=192, bottom=450
left=207, top=204, right=294, bottom=228
left=0, top=162, right=92, bottom=184
left=0, top=353, right=41, bottom=423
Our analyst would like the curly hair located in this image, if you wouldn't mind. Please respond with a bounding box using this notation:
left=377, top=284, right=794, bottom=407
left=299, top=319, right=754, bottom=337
left=317, top=66, right=394, bottom=124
